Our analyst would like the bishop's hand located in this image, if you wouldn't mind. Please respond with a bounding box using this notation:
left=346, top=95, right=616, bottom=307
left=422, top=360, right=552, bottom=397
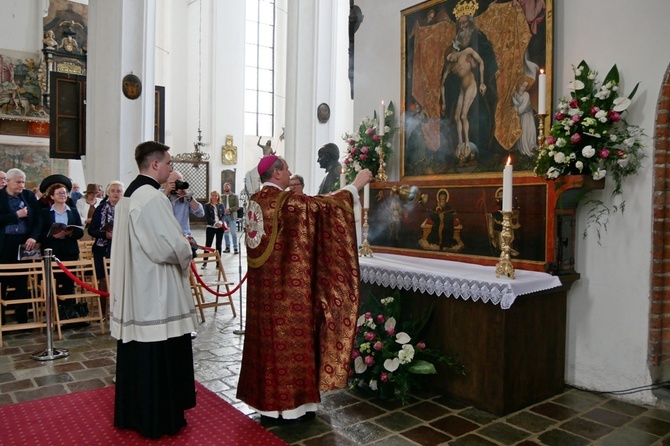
left=352, top=169, right=373, bottom=191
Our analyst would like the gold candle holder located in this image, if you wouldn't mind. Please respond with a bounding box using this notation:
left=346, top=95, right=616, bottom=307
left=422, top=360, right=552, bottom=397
left=536, top=113, right=547, bottom=148
left=375, top=136, right=388, bottom=182
left=495, top=211, right=515, bottom=279
left=359, top=208, right=373, bottom=257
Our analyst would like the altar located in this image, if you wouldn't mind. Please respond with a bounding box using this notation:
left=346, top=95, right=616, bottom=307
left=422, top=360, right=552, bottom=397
left=359, top=253, right=575, bottom=415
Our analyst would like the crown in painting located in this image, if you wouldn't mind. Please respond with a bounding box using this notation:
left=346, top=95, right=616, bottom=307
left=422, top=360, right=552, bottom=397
left=453, top=0, right=479, bottom=19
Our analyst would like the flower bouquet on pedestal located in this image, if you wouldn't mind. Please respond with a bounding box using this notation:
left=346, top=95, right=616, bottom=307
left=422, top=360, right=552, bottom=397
left=534, top=60, right=646, bottom=237
left=342, top=102, right=396, bottom=184
left=349, top=290, right=464, bottom=404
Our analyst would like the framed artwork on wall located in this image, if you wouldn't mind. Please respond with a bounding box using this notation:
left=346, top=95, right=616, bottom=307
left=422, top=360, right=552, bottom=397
left=0, top=144, right=68, bottom=189
left=400, top=0, right=553, bottom=180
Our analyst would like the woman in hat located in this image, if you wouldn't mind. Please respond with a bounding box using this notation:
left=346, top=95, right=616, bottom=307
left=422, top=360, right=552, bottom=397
left=76, top=184, right=101, bottom=238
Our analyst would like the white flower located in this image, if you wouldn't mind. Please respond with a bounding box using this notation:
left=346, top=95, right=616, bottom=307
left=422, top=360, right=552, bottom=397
left=582, top=117, right=596, bottom=127
left=567, top=107, right=582, bottom=117
left=354, top=356, right=367, bottom=374
left=398, top=344, right=415, bottom=364
left=593, top=168, right=607, bottom=180
left=610, top=134, right=618, bottom=142
left=582, top=145, right=596, bottom=158
left=569, top=152, right=576, bottom=160
left=617, top=156, right=629, bottom=168
left=384, top=317, right=396, bottom=332
left=575, top=160, right=584, bottom=171
left=360, top=342, right=371, bottom=353
left=555, top=138, right=567, bottom=148
left=353, top=161, right=362, bottom=172
left=567, top=80, right=585, bottom=91
left=573, top=65, right=583, bottom=76
left=395, top=332, right=411, bottom=345
left=612, top=97, right=631, bottom=112
left=587, top=70, right=597, bottom=80
left=553, top=152, right=566, bottom=164
left=624, top=137, right=636, bottom=148
left=381, top=297, right=394, bottom=305
left=352, top=133, right=361, bottom=142
left=595, top=110, right=607, bottom=120
left=369, top=379, right=378, bottom=391
left=364, top=320, right=376, bottom=330
left=357, top=315, right=366, bottom=327
left=384, top=358, right=400, bottom=372
left=547, top=167, right=560, bottom=179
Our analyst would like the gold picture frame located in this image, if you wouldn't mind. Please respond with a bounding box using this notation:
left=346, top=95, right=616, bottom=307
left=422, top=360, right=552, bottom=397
left=400, top=0, right=553, bottom=180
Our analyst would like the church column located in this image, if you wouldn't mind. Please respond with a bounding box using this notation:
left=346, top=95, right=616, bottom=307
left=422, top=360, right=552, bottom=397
left=86, top=0, right=157, bottom=187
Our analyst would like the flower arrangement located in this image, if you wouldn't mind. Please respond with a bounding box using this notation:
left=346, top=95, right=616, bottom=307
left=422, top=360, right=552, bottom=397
left=341, top=102, right=396, bottom=184
left=534, top=60, right=646, bottom=196
left=349, top=290, right=464, bottom=404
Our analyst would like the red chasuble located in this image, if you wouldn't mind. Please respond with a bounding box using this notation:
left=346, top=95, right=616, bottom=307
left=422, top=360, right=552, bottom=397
left=237, top=186, right=360, bottom=412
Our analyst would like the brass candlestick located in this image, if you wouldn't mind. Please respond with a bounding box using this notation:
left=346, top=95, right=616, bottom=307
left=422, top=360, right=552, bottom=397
left=536, top=113, right=547, bottom=148
left=375, top=136, right=388, bottom=182
left=495, top=211, right=515, bottom=279
left=359, top=208, right=373, bottom=257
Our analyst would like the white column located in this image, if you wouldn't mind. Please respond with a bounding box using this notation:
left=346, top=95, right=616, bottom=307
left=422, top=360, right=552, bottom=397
left=86, top=0, right=157, bottom=187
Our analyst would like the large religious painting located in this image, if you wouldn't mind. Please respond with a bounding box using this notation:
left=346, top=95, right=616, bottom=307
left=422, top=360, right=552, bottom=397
left=0, top=144, right=68, bottom=189
left=401, top=0, right=553, bottom=179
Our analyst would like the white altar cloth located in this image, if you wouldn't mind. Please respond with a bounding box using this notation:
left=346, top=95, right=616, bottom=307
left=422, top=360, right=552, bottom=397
left=359, top=253, right=562, bottom=309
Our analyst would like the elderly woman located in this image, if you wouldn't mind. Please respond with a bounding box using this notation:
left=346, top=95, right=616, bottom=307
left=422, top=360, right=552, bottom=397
left=76, top=183, right=101, bottom=233
left=88, top=181, right=124, bottom=317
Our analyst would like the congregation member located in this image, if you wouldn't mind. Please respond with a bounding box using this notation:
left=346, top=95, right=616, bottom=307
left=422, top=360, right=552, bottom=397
left=0, top=169, right=42, bottom=324
left=236, top=154, right=371, bottom=423
left=110, top=141, right=196, bottom=439
left=76, top=183, right=101, bottom=238
left=202, top=190, right=226, bottom=268
left=39, top=182, right=84, bottom=319
left=221, top=182, right=239, bottom=254
left=37, top=174, right=75, bottom=209
left=289, top=174, right=305, bottom=195
left=88, top=180, right=124, bottom=317
left=163, top=170, right=204, bottom=252
left=70, top=182, right=83, bottom=203
left=0, top=170, right=6, bottom=189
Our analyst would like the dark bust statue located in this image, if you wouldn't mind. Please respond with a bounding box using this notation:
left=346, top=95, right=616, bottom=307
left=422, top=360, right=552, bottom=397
left=317, top=143, right=342, bottom=195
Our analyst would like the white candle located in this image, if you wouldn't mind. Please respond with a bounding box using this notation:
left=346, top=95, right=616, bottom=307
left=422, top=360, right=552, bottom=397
left=364, top=183, right=370, bottom=209
left=502, top=156, right=513, bottom=212
left=378, top=101, right=385, bottom=136
left=340, top=166, right=346, bottom=187
left=538, top=69, right=546, bottom=114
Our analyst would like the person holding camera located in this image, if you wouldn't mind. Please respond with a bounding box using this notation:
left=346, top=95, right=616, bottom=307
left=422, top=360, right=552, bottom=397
left=221, top=182, right=239, bottom=254
left=162, top=171, right=204, bottom=253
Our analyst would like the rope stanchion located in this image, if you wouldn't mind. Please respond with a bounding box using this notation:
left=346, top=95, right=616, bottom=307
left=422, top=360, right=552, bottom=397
left=31, top=249, right=69, bottom=361
left=54, top=258, right=109, bottom=297
left=189, top=261, right=247, bottom=297
left=233, top=231, right=245, bottom=335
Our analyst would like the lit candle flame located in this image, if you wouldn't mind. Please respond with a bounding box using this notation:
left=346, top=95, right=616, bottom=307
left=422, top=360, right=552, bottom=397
left=506, top=155, right=512, bottom=166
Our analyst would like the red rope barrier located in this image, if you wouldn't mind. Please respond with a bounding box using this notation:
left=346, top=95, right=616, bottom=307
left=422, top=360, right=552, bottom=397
left=54, top=260, right=110, bottom=297
left=189, top=261, right=247, bottom=297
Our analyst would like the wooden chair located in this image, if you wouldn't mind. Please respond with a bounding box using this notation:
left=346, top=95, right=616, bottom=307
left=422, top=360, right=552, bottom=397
left=78, top=240, right=94, bottom=261
left=0, top=261, right=47, bottom=347
left=189, top=251, right=236, bottom=322
left=49, top=258, right=105, bottom=339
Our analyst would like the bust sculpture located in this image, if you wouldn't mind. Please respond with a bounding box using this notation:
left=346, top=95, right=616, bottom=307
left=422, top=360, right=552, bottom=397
left=317, top=143, right=342, bottom=195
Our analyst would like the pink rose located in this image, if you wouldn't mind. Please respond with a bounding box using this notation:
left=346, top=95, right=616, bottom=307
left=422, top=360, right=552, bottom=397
left=365, top=312, right=372, bottom=319
left=600, top=148, right=610, bottom=158
left=360, top=154, right=368, bottom=161
left=380, top=372, right=388, bottom=382
left=361, top=146, right=369, bottom=154
left=386, top=327, right=395, bottom=336
left=571, top=115, right=580, bottom=123
left=546, top=135, right=556, bottom=145
left=373, top=341, right=383, bottom=351
left=372, top=135, right=380, bottom=142
left=364, top=355, right=374, bottom=366
left=570, top=133, right=582, bottom=144
left=355, top=326, right=360, bottom=333
left=344, top=158, right=350, bottom=165
left=417, top=342, right=426, bottom=351
left=590, top=106, right=600, bottom=116
left=349, top=370, right=354, bottom=377
left=364, top=331, right=376, bottom=341
left=349, top=139, right=355, bottom=146
left=609, top=110, right=621, bottom=122
left=617, top=150, right=625, bottom=156
left=555, top=112, right=566, bottom=121
left=352, top=349, right=359, bottom=359
left=366, top=127, right=375, bottom=135
left=569, top=98, right=580, bottom=109
left=376, top=314, right=385, bottom=323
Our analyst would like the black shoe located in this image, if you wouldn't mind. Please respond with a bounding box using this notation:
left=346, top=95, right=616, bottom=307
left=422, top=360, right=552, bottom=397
left=234, top=249, right=239, bottom=254
left=201, top=264, right=207, bottom=269
left=224, top=249, right=230, bottom=253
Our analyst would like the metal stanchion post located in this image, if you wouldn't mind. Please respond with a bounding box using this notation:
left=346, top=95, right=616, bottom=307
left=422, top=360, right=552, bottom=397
left=233, top=230, right=245, bottom=335
left=32, top=249, right=69, bottom=361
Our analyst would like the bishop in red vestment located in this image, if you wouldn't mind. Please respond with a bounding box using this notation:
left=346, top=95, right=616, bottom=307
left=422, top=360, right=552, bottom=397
left=237, top=155, right=372, bottom=420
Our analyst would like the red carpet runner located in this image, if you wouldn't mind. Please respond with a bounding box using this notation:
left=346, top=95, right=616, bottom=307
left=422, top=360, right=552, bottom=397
left=0, top=382, right=288, bottom=445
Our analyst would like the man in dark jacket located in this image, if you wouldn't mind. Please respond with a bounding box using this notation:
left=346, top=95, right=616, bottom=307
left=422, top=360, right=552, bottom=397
left=0, top=169, right=42, bottom=323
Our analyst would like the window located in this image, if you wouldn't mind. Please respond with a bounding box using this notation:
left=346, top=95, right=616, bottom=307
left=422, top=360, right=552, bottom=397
left=245, top=0, right=275, bottom=136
